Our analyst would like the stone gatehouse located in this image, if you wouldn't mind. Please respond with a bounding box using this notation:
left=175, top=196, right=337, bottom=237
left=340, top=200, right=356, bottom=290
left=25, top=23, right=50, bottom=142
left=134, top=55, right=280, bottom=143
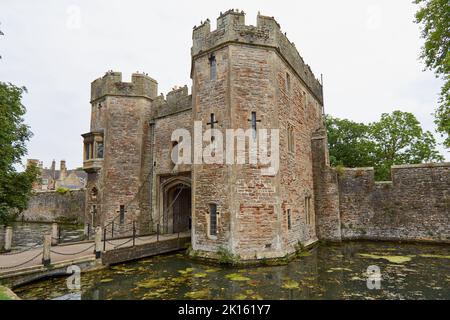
left=81, top=10, right=450, bottom=261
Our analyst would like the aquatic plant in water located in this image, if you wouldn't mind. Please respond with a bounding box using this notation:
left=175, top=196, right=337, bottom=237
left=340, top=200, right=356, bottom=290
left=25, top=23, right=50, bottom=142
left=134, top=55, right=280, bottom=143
left=358, top=253, right=414, bottom=264
left=184, top=288, right=210, bottom=299
left=282, top=279, right=300, bottom=289
left=225, top=273, right=251, bottom=281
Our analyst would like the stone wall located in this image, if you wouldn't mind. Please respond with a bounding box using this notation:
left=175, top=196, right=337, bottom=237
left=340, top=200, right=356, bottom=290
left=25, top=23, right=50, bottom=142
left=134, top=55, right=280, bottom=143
left=311, top=128, right=341, bottom=242
left=19, top=190, right=86, bottom=224
left=338, top=163, right=450, bottom=243
left=151, top=86, right=193, bottom=232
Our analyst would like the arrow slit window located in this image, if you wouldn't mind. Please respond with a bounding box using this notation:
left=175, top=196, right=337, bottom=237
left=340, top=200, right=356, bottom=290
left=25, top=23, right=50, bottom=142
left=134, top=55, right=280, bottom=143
left=209, top=204, right=218, bottom=236
left=209, top=54, right=216, bottom=81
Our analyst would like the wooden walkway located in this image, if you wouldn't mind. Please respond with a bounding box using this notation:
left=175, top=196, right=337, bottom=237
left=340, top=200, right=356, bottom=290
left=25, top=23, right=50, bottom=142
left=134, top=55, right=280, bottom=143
left=0, top=231, right=191, bottom=287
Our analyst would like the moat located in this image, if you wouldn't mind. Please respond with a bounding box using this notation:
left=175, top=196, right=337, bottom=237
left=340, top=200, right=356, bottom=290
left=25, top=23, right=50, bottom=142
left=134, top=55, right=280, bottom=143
left=14, top=241, right=450, bottom=300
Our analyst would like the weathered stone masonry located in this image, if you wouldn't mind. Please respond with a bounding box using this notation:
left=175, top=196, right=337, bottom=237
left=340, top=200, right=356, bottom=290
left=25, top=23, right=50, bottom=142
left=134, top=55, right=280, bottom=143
left=338, top=164, right=450, bottom=243
left=81, top=9, right=450, bottom=263
left=19, top=190, right=85, bottom=224
left=313, top=138, right=450, bottom=244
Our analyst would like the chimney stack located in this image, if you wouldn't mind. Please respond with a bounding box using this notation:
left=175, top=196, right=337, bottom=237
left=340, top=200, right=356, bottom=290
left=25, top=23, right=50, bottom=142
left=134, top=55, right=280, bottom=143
left=51, top=160, right=56, bottom=179
left=60, top=160, right=67, bottom=181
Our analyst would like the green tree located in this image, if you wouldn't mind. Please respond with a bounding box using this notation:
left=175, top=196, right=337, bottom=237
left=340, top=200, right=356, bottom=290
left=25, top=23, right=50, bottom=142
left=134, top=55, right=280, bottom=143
left=326, top=111, right=444, bottom=181
left=326, top=115, right=374, bottom=168
left=369, top=111, right=443, bottom=180
left=414, top=0, right=450, bottom=147
left=0, top=82, right=38, bottom=225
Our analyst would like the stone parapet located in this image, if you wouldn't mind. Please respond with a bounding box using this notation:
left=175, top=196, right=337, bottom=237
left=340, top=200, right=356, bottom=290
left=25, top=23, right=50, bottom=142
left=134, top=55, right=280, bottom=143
left=192, top=10, right=323, bottom=104
left=91, top=71, right=158, bottom=102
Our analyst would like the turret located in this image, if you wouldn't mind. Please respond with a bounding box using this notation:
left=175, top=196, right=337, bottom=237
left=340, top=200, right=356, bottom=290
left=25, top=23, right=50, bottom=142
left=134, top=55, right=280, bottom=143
left=90, top=71, right=158, bottom=102
left=83, top=70, right=156, bottom=227
left=216, top=9, right=245, bottom=29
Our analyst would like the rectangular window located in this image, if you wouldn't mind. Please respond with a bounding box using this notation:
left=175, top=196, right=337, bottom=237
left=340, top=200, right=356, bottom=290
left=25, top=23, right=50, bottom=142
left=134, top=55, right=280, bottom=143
left=305, top=196, right=312, bottom=225
left=91, top=205, right=97, bottom=229
left=251, top=111, right=257, bottom=139
left=286, top=73, right=291, bottom=94
left=209, top=54, right=216, bottom=81
left=96, top=143, right=104, bottom=159
left=119, top=205, right=125, bottom=225
left=288, top=125, right=295, bottom=153
left=84, top=143, right=91, bottom=160
left=209, top=204, right=217, bottom=236
left=287, top=209, right=291, bottom=230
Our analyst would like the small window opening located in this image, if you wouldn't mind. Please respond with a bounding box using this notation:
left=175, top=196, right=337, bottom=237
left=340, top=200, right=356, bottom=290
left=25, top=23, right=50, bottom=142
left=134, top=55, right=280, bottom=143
left=209, top=203, right=218, bottom=236
left=209, top=54, right=217, bottom=81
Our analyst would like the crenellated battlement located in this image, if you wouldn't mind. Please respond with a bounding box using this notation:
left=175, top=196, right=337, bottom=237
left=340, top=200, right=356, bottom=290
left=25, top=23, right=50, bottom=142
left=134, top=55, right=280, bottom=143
left=336, top=162, right=450, bottom=243
left=91, top=71, right=158, bottom=102
left=192, top=10, right=323, bottom=104
left=153, top=85, right=192, bottom=118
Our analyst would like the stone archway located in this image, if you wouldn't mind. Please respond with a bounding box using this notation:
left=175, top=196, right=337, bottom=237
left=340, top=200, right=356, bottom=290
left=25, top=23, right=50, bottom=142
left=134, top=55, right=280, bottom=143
left=159, top=177, right=191, bottom=234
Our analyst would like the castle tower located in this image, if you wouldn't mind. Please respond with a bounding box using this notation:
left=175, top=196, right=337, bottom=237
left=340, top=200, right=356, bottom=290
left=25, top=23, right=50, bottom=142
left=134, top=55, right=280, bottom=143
left=191, top=10, right=325, bottom=260
left=82, top=72, right=158, bottom=228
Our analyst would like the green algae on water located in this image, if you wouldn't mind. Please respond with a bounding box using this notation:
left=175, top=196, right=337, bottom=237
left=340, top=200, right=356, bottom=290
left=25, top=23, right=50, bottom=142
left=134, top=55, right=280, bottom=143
left=326, top=267, right=353, bottom=273
left=225, top=273, right=251, bottom=281
left=13, top=241, right=450, bottom=300
left=185, top=288, right=210, bottom=299
left=136, top=277, right=167, bottom=288
left=419, top=254, right=450, bottom=259
left=358, top=253, right=413, bottom=264
left=193, top=273, right=208, bottom=278
left=282, top=280, right=300, bottom=289
left=178, top=267, right=194, bottom=275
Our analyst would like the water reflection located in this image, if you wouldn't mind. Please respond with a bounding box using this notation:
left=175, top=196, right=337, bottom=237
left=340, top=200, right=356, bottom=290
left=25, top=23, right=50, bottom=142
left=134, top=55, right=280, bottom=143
left=14, top=241, right=450, bottom=300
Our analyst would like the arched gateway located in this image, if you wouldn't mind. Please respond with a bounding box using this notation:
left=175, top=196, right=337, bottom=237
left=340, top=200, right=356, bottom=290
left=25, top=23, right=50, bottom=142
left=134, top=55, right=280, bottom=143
left=159, top=176, right=191, bottom=234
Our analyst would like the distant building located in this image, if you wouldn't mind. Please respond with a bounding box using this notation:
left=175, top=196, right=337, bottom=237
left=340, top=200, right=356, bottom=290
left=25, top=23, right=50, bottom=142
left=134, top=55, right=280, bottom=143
left=27, top=159, right=87, bottom=191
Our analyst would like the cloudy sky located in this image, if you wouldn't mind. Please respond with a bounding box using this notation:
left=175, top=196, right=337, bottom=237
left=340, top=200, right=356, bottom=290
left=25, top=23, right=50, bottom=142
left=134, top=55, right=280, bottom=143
left=1, top=0, right=448, bottom=170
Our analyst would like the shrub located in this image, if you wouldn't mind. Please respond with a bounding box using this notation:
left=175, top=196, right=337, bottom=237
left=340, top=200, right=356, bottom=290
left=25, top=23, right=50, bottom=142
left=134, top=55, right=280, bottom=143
left=56, top=187, right=70, bottom=195
left=335, top=164, right=345, bottom=175
left=217, top=246, right=240, bottom=265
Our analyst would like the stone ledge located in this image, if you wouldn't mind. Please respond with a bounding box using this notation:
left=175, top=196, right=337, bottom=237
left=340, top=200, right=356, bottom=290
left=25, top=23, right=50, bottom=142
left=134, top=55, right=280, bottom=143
left=392, top=162, right=450, bottom=169
left=342, top=167, right=374, bottom=171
